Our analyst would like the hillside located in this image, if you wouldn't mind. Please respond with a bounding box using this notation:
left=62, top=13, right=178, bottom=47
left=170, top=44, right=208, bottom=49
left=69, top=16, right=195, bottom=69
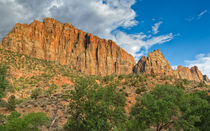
left=0, top=48, right=209, bottom=130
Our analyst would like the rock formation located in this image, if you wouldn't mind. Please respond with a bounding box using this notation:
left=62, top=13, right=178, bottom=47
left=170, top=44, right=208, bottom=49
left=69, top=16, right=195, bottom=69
left=0, top=17, right=208, bottom=82
left=134, top=49, right=209, bottom=82
left=0, top=18, right=136, bottom=76
left=174, top=66, right=208, bottom=82
left=133, top=49, right=174, bottom=76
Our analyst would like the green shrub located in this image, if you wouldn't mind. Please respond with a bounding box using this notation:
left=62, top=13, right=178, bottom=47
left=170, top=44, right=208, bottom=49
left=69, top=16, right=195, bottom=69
left=102, top=75, right=116, bottom=84
left=198, top=82, right=207, bottom=87
left=0, top=99, right=7, bottom=107
left=175, top=79, right=185, bottom=89
left=31, top=88, right=42, bottom=99
left=183, top=79, right=190, bottom=84
left=0, top=114, right=6, bottom=127
left=7, top=95, right=16, bottom=111
left=0, top=63, right=8, bottom=98
left=128, top=84, right=209, bottom=131
left=4, top=111, right=49, bottom=131
left=129, top=78, right=140, bottom=87
left=64, top=77, right=126, bottom=131
left=46, top=84, right=57, bottom=96
left=161, top=76, right=172, bottom=81
left=150, top=73, right=156, bottom=78
left=135, top=87, right=146, bottom=94
left=118, top=75, right=126, bottom=80
left=122, top=86, right=126, bottom=90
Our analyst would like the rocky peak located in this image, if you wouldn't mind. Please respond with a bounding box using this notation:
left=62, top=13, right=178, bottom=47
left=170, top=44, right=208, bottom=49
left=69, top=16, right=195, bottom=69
left=174, top=65, right=209, bottom=82
left=133, top=49, right=174, bottom=76
left=0, top=17, right=136, bottom=76
left=134, top=49, right=209, bottom=82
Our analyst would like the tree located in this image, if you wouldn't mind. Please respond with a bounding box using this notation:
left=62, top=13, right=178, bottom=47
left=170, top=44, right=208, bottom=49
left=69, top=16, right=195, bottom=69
left=0, top=63, right=8, bottom=98
left=64, top=77, right=126, bottom=131
left=178, top=91, right=210, bottom=131
left=22, top=112, right=49, bottom=130
left=31, top=88, right=42, bottom=99
left=7, top=95, right=16, bottom=111
left=0, top=113, right=6, bottom=130
left=4, top=111, right=49, bottom=131
left=128, top=84, right=210, bottom=131
left=129, top=84, right=186, bottom=131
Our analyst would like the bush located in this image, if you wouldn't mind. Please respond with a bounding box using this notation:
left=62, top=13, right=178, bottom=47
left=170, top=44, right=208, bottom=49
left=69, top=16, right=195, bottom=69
left=0, top=114, right=6, bottom=127
left=46, top=84, right=57, bottom=96
left=128, top=84, right=209, bottom=131
left=175, top=79, right=185, bottom=89
left=31, top=88, right=42, bottom=99
left=130, top=85, right=180, bottom=130
left=64, top=77, right=126, bottom=131
left=0, top=63, right=8, bottom=98
left=135, top=86, right=146, bottom=94
left=4, top=111, right=49, bottom=130
left=129, top=79, right=140, bottom=87
left=7, top=95, right=16, bottom=111
left=198, top=82, right=207, bottom=87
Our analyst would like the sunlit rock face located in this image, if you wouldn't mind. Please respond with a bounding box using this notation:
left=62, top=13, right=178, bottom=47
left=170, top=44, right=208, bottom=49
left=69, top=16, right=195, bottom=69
left=134, top=49, right=209, bottom=82
left=133, top=49, right=174, bottom=76
left=0, top=18, right=136, bottom=76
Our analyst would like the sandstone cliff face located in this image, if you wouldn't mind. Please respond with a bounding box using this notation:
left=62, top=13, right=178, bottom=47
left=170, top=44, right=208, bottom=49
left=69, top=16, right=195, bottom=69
left=134, top=49, right=209, bottom=82
left=0, top=18, right=136, bottom=76
left=133, top=49, right=174, bottom=76
left=174, top=66, right=208, bottom=82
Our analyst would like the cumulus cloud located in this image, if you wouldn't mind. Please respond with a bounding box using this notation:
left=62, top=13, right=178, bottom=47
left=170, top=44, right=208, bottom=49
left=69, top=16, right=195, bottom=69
left=152, top=21, right=163, bottom=34
left=171, top=65, right=177, bottom=70
left=114, top=31, right=173, bottom=60
left=0, top=0, right=174, bottom=61
left=185, top=54, right=210, bottom=77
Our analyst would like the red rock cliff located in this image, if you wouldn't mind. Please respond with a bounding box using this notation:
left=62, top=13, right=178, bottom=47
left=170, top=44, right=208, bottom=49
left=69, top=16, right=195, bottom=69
left=134, top=49, right=209, bottom=82
left=133, top=49, right=174, bottom=76
left=0, top=18, right=136, bottom=76
left=174, top=66, right=207, bottom=82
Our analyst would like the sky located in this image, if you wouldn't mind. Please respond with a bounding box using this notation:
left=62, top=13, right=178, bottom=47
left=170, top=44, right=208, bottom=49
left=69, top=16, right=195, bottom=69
left=0, top=0, right=210, bottom=77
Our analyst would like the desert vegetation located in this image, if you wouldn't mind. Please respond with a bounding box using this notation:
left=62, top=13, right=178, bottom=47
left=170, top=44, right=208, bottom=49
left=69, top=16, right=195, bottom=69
left=0, top=49, right=210, bottom=130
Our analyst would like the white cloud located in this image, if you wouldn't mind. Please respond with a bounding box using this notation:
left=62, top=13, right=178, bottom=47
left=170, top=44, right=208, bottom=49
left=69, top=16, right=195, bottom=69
left=114, top=31, right=173, bottom=60
left=185, top=16, right=194, bottom=22
left=198, top=9, right=208, bottom=18
left=186, top=9, right=208, bottom=22
left=152, top=21, right=163, bottom=34
left=172, top=65, right=177, bottom=70
left=185, top=53, right=210, bottom=77
left=0, top=0, right=174, bottom=61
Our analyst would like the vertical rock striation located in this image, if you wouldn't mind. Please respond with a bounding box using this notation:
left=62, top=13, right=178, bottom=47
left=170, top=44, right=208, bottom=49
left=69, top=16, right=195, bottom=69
left=0, top=17, right=208, bottom=82
left=133, top=49, right=174, bottom=76
left=0, top=18, right=136, bottom=76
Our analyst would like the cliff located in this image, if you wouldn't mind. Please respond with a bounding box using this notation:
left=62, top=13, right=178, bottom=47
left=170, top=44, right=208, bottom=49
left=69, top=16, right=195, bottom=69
left=0, top=18, right=208, bottom=82
left=0, top=18, right=136, bottom=76
left=134, top=49, right=209, bottom=82
left=133, top=49, right=174, bottom=76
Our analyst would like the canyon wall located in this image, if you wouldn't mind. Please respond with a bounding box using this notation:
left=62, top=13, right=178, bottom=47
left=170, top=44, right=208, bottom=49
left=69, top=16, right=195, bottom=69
left=0, top=18, right=136, bottom=76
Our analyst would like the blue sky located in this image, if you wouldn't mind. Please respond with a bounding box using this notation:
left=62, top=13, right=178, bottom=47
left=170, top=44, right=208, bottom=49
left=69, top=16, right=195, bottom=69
left=0, top=0, right=210, bottom=76
left=130, top=0, right=210, bottom=67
